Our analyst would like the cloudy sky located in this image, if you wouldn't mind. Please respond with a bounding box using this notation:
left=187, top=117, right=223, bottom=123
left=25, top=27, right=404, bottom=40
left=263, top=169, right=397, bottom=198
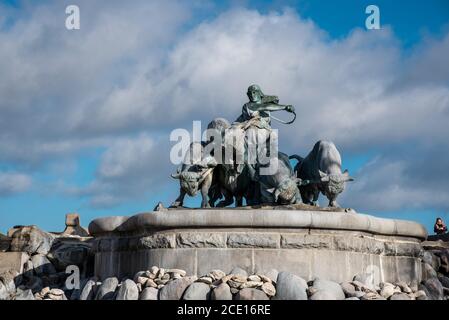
left=0, top=0, right=448, bottom=234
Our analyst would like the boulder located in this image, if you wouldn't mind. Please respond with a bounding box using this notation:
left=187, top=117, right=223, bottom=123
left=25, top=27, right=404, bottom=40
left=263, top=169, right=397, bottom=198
left=80, top=278, right=97, bottom=300
left=310, top=278, right=345, bottom=300
left=340, top=282, right=357, bottom=297
left=183, top=282, right=211, bottom=300
left=229, top=267, right=248, bottom=278
left=352, top=273, right=375, bottom=291
left=422, top=251, right=441, bottom=271
left=0, top=270, right=17, bottom=294
left=273, top=272, right=307, bottom=300
left=438, top=275, right=449, bottom=288
left=0, top=282, right=10, bottom=300
left=421, top=278, right=444, bottom=300
left=0, top=233, right=10, bottom=252
left=264, top=269, right=279, bottom=284
left=390, top=293, right=411, bottom=300
left=31, top=254, right=56, bottom=275
left=211, top=283, right=233, bottom=300
left=261, top=282, right=276, bottom=297
left=140, top=287, right=158, bottom=300
left=9, top=226, right=54, bottom=255
left=95, top=277, right=119, bottom=300
left=235, top=288, right=269, bottom=300
left=380, top=283, right=401, bottom=299
left=116, top=279, right=139, bottom=300
left=159, top=276, right=196, bottom=300
left=47, top=240, right=91, bottom=271
left=422, top=262, right=438, bottom=280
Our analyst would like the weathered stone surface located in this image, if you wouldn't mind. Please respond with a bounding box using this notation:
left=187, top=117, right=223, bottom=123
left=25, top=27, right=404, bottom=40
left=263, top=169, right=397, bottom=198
left=47, top=240, right=91, bottom=270
left=63, top=213, right=90, bottom=237
left=422, top=251, right=441, bottom=271
left=421, top=278, right=444, bottom=300
left=310, top=278, right=345, bottom=300
left=10, top=226, right=54, bottom=255
left=95, top=277, right=119, bottom=300
left=0, top=233, right=10, bottom=252
left=261, top=282, right=276, bottom=297
left=281, top=234, right=331, bottom=249
left=395, top=281, right=412, bottom=294
left=235, top=288, right=269, bottom=300
left=340, top=282, right=357, bottom=297
left=31, top=254, right=56, bottom=275
left=229, top=267, right=248, bottom=278
left=422, top=262, right=438, bottom=280
left=0, top=252, right=29, bottom=274
left=15, top=287, right=35, bottom=300
left=264, top=269, right=279, bottom=284
left=183, top=282, right=211, bottom=300
left=0, top=282, right=10, bottom=300
left=197, top=276, right=213, bottom=285
left=227, top=233, right=279, bottom=248
left=390, top=293, right=411, bottom=300
left=352, top=273, right=375, bottom=291
left=209, top=270, right=226, bottom=281
left=380, top=283, right=401, bottom=299
left=140, top=287, right=158, bottom=300
left=438, top=275, right=449, bottom=288
left=273, top=272, right=307, bottom=300
left=116, top=279, right=139, bottom=300
left=345, top=297, right=360, bottom=300
left=139, top=234, right=176, bottom=249
left=159, top=276, right=196, bottom=300
left=211, top=283, right=233, bottom=300
left=177, top=233, right=226, bottom=248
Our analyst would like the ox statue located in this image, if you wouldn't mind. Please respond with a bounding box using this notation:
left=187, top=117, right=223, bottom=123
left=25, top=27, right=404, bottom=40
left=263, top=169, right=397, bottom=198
left=290, top=140, right=354, bottom=207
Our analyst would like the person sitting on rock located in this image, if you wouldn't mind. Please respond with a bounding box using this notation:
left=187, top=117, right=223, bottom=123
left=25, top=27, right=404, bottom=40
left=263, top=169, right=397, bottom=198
left=434, top=217, right=447, bottom=235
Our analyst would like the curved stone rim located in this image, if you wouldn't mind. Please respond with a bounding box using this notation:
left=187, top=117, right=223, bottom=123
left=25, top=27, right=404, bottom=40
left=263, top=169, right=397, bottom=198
left=88, top=209, right=427, bottom=240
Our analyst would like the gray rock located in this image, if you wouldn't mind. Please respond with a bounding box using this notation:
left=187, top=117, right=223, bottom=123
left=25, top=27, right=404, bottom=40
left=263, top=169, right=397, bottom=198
left=0, top=270, right=17, bottom=295
left=140, top=287, right=158, bottom=300
left=380, top=284, right=401, bottom=299
left=0, top=282, right=10, bottom=300
left=340, top=282, right=357, bottom=297
left=229, top=267, right=248, bottom=278
left=421, top=278, right=444, bottom=300
left=422, top=262, right=438, bottom=280
left=438, top=275, right=449, bottom=288
left=273, top=272, right=307, bottom=300
left=211, top=283, right=233, bottom=300
left=95, top=277, right=119, bottom=300
left=345, top=297, right=360, bottom=300
left=80, top=279, right=97, bottom=300
left=183, top=282, right=211, bottom=300
left=352, top=273, right=375, bottom=290
left=9, top=226, right=54, bottom=255
left=15, top=287, right=35, bottom=300
left=422, top=251, right=441, bottom=271
left=310, top=278, right=345, bottom=300
left=47, top=240, right=91, bottom=271
left=23, top=276, right=43, bottom=293
left=389, top=292, right=411, bottom=300
left=235, top=288, right=269, bottom=300
left=159, top=276, right=196, bottom=300
left=116, top=279, right=139, bottom=300
left=31, top=254, right=56, bottom=275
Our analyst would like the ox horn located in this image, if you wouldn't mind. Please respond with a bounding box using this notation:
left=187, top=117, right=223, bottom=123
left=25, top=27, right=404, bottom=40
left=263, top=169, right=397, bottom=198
left=319, top=170, right=330, bottom=182
left=342, top=169, right=354, bottom=182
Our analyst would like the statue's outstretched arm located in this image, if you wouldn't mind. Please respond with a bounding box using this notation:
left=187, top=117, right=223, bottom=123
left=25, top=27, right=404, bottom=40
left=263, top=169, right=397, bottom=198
left=255, top=103, right=295, bottom=113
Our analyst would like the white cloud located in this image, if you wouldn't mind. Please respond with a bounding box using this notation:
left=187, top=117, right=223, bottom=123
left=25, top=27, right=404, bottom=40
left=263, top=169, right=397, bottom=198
left=1, top=4, right=448, bottom=211
left=0, top=172, right=32, bottom=196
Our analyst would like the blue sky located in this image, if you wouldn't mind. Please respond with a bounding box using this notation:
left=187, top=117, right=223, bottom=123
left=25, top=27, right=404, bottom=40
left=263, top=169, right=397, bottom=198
left=0, top=0, right=448, bottom=234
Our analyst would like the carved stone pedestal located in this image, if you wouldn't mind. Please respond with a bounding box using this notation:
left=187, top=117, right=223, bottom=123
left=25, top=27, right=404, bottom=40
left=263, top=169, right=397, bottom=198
left=89, top=207, right=427, bottom=284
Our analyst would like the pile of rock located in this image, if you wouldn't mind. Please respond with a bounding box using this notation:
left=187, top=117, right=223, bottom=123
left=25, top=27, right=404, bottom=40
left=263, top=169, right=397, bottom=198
left=0, top=220, right=94, bottom=301
left=70, top=266, right=443, bottom=301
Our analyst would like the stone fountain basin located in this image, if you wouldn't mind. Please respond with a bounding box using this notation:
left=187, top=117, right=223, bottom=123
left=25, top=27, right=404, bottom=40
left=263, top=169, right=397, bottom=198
left=89, top=207, right=427, bottom=284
